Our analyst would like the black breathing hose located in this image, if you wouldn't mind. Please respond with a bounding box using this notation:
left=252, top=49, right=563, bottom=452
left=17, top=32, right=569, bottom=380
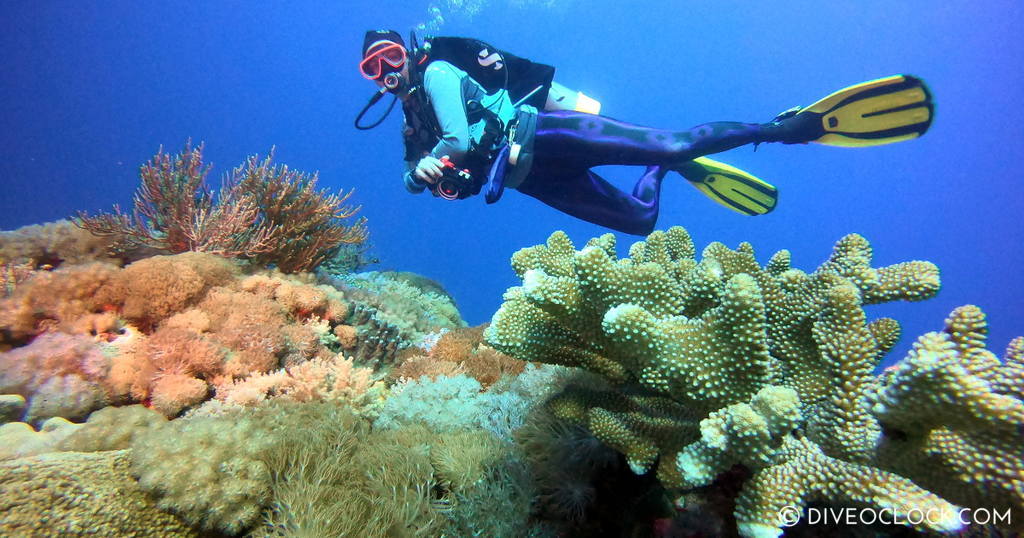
left=354, top=89, right=399, bottom=130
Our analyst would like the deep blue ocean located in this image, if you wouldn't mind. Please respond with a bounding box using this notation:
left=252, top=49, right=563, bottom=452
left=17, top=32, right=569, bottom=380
left=2, top=1, right=1021, bottom=368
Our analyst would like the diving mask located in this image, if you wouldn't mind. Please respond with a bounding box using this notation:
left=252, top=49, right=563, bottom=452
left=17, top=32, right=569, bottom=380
left=359, top=42, right=407, bottom=80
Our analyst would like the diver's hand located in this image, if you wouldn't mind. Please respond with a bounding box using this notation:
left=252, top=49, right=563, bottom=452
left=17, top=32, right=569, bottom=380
left=414, top=155, right=447, bottom=184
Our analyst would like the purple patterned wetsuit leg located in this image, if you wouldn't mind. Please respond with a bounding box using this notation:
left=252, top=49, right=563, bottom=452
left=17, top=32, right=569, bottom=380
left=516, top=110, right=772, bottom=235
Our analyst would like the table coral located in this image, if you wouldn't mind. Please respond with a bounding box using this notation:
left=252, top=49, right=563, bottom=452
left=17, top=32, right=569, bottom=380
left=487, top=227, right=1020, bottom=535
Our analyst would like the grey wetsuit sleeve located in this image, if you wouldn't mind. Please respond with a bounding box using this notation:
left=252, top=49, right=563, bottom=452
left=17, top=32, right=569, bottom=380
left=422, top=62, right=470, bottom=161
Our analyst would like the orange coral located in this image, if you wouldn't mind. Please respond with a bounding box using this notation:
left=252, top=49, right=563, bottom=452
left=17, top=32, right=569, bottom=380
left=461, top=345, right=527, bottom=388
left=0, top=250, right=364, bottom=417
left=390, top=354, right=466, bottom=382
left=387, top=325, right=527, bottom=388
left=143, top=327, right=225, bottom=377
left=334, top=324, right=358, bottom=350
left=0, top=263, right=121, bottom=341
left=430, top=325, right=486, bottom=363
left=273, top=281, right=328, bottom=317
left=115, top=253, right=238, bottom=327
left=150, top=374, right=209, bottom=416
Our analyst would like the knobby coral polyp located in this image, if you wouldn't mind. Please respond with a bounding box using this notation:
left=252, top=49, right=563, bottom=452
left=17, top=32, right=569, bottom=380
left=486, top=226, right=1023, bottom=536
left=75, top=141, right=367, bottom=273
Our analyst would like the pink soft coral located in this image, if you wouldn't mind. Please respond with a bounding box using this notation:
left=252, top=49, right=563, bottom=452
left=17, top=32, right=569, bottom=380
left=0, top=333, right=109, bottom=423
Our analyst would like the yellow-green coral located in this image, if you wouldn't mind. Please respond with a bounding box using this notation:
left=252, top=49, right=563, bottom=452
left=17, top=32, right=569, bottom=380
left=0, top=450, right=199, bottom=537
left=486, top=227, right=1024, bottom=536
left=547, top=382, right=699, bottom=481
left=488, top=228, right=938, bottom=417
left=869, top=306, right=1024, bottom=526
left=675, top=386, right=801, bottom=489
left=734, top=436, right=962, bottom=538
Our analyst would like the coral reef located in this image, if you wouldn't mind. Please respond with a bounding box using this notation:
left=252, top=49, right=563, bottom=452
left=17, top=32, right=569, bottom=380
left=0, top=416, right=80, bottom=460
left=126, top=400, right=539, bottom=537
left=0, top=332, right=109, bottom=423
left=75, top=142, right=367, bottom=273
left=0, top=219, right=118, bottom=269
left=487, top=227, right=1021, bottom=535
left=332, top=270, right=466, bottom=352
left=0, top=450, right=200, bottom=537
left=57, top=404, right=167, bottom=452
left=212, top=353, right=384, bottom=414
left=0, top=252, right=365, bottom=418
left=375, top=364, right=564, bottom=441
left=869, top=306, right=1024, bottom=525
left=317, top=240, right=380, bottom=275
left=391, top=324, right=528, bottom=388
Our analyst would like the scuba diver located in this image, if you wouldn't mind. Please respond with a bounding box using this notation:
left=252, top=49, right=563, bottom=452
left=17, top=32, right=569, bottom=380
left=355, top=30, right=934, bottom=235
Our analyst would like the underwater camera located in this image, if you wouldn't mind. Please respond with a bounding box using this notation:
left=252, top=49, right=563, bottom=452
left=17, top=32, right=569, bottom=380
left=434, top=156, right=477, bottom=200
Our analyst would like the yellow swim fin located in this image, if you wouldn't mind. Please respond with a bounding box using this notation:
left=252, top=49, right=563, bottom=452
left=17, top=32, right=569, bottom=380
left=776, top=75, right=934, bottom=147
left=677, top=157, right=778, bottom=216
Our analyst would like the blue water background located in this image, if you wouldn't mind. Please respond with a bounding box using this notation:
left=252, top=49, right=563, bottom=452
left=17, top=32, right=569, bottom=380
left=2, top=1, right=1021, bottom=368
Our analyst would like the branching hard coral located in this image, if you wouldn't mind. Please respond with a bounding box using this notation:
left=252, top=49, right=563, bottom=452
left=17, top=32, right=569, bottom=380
left=484, top=227, right=1022, bottom=536
left=868, top=305, right=1024, bottom=527
left=733, top=436, right=961, bottom=538
left=487, top=228, right=938, bottom=414
left=75, top=142, right=368, bottom=273
left=547, top=381, right=700, bottom=482
left=675, top=386, right=801, bottom=490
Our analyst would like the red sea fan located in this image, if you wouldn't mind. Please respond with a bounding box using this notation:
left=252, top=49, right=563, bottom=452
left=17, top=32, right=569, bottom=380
left=75, top=142, right=368, bottom=273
